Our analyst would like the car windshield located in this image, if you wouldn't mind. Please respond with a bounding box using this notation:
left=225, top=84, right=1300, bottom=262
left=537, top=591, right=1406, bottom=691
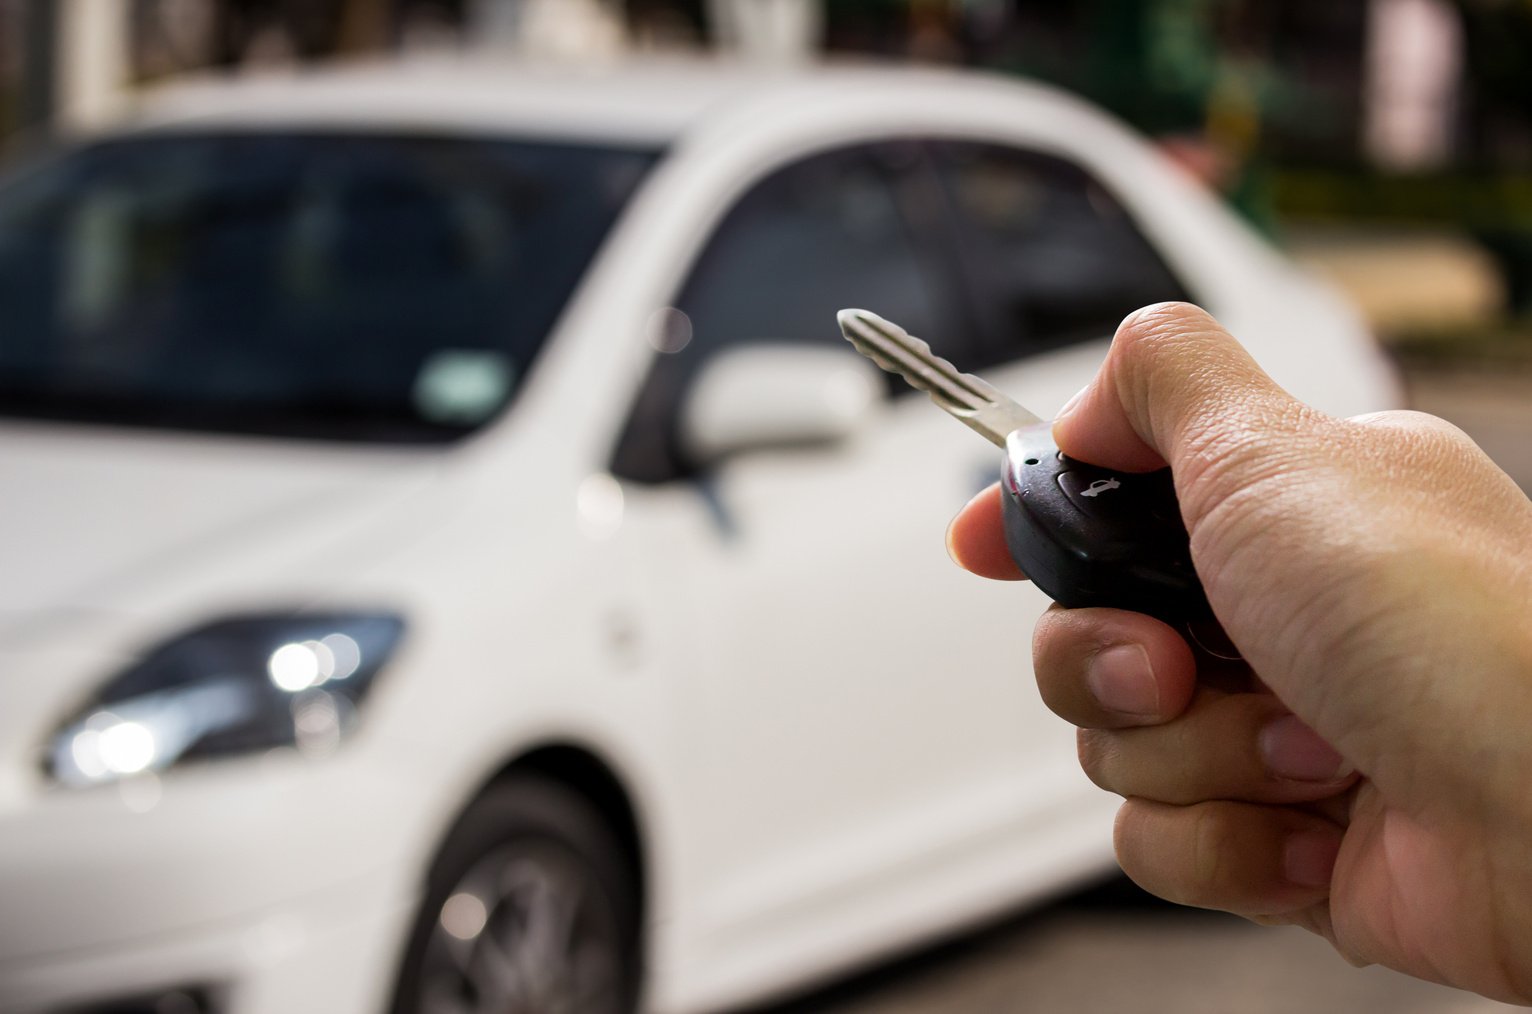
left=0, top=133, right=658, bottom=442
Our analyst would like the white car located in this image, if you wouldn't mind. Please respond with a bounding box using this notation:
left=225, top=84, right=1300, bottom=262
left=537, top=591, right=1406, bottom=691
left=0, top=59, right=1398, bottom=1014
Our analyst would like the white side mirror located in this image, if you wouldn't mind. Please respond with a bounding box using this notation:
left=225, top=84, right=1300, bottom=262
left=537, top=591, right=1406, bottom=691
left=679, top=344, right=882, bottom=466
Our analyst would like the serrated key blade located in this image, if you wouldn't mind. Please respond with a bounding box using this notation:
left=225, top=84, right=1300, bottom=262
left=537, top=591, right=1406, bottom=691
left=837, top=308, right=1042, bottom=447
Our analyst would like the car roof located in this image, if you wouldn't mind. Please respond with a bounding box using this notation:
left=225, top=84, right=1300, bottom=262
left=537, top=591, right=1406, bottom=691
left=116, top=55, right=1080, bottom=148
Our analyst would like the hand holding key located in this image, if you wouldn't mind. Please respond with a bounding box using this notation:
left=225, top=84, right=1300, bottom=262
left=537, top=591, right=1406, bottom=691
left=945, top=303, right=1532, bottom=1003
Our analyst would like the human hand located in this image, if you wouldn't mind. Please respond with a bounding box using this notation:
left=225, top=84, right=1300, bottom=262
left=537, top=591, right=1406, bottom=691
left=949, top=303, right=1532, bottom=1003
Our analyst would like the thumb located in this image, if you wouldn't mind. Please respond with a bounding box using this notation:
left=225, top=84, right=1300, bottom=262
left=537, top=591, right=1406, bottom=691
left=1048, top=301, right=1337, bottom=665
left=1052, top=302, right=1307, bottom=486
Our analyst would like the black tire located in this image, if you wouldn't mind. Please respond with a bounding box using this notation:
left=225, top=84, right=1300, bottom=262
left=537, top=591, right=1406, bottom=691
left=390, top=775, right=641, bottom=1014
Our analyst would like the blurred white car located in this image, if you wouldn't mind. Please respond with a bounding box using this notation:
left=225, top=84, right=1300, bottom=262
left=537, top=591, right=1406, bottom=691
left=0, top=60, right=1398, bottom=1014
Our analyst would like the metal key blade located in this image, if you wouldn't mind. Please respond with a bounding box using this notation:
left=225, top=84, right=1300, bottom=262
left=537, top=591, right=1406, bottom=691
left=837, top=308, right=1042, bottom=447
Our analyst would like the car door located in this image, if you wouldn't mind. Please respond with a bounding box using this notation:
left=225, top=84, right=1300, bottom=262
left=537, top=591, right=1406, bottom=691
left=611, top=141, right=1069, bottom=927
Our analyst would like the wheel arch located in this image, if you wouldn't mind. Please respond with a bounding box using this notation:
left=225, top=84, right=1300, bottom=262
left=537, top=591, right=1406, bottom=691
left=484, top=741, right=649, bottom=922
left=387, top=740, right=653, bottom=1014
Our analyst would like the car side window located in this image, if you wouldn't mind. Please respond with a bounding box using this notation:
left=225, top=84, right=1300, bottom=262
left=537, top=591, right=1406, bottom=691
left=611, top=142, right=964, bottom=484
left=930, top=141, right=1192, bottom=366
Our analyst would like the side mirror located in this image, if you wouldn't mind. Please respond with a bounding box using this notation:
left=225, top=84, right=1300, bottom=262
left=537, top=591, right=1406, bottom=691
left=678, top=344, right=882, bottom=467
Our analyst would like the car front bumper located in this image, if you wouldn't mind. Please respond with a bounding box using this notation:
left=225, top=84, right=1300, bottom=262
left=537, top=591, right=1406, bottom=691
left=0, top=868, right=413, bottom=1014
left=0, top=741, right=434, bottom=1014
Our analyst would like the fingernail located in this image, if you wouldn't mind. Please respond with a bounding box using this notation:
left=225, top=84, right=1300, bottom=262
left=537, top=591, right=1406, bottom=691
left=1056, top=384, right=1090, bottom=420
left=1283, top=831, right=1341, bottom=888
left=1086, top=644, right=1158, bottom=717
left=1260, top=715, right=1353, bottom=782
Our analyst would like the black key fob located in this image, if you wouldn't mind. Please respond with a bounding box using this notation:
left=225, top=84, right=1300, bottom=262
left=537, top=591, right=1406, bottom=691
left=1000, top=426, right=1212, bottom=626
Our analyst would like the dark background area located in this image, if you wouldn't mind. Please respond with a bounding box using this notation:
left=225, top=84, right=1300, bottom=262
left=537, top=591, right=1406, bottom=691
left=7, top=0, right=1532, bottom=343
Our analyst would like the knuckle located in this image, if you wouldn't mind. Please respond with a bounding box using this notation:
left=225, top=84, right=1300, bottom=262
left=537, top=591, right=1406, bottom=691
left=1186, top=805, right=1240, bottom=906
left=1030, top=609, right=1064, bottom=672
left=1030, top=613, right=1061, bottom=671
left=1031, top=617, right=1087, bottom=715
left=1076, top=729, right=1119, bottom=791
left=1030, top=657, right=1070, bottom=716
left=1350, top=408, right=1470, bottom=444
left=1111, top=799, right=1141, bottom=864
left=1346, top=410, right=1488, bottom=482
left=1203, top=692, right=1273, bottom=763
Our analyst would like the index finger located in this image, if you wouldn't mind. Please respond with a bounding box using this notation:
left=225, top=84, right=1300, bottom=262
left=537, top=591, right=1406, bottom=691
left=946, top=482, right=1027, bottom=581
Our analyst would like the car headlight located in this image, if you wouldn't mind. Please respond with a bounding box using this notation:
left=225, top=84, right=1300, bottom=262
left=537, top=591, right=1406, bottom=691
left=48, top=613, right=405, bottom=786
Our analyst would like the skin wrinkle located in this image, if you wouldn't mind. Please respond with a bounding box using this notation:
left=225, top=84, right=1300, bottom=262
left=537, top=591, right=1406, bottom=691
left=1117, top=305, right=1286, bottom=467
left=1251, top=536, right=1516, bottom=810
left=1115, top=309, right=1222, bottom=463
left=1371, top=814, right=1511, bottom=999
left=1357, top=542, right=1532, bottom=820
left=1127, top=309, right=1532, bottom=762
left=1331, top=798, right=1406, bottom=971
left=1342, top=416, right=1532, bottom=555
left=1188, top=802, right=1235, bottom=908
left=1173, top=422, right=1315, bottom=536
left=1188, top=474, right=1364, bottom=696
left=1174, top=417, right=1523, bottom=806
left=1348, top=802, right=1440, bottom=980
left=1435, top=820, right=1530, bottom=1000
left=1090, top=690, right=1357, bottom=807
left=1161, top=700, right=1225, bottom=801
left=1077, top=727, right=1120, bottom=794
left=1230, top=448, right=1532, bottom=972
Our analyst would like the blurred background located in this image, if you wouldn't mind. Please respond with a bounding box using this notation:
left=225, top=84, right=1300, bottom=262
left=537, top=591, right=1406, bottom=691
left=6, top=0, right=1532, bottom=476
left=1, top=2, right=1529, bottom=1013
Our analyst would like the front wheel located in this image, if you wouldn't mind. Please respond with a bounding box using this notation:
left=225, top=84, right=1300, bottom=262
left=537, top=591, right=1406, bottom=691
left=391, top=776, right=641, bottom=1014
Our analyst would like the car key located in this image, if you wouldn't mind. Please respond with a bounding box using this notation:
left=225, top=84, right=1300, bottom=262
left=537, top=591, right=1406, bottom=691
left=837, top=308, right=1212, bottom=627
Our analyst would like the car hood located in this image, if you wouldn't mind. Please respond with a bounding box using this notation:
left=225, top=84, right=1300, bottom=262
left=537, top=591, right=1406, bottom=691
left=0, top=424, right=440, bottom=647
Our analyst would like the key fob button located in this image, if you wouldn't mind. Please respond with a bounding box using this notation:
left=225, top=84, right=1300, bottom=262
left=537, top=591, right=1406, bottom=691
left=1057, top=470, right=1130, bottom=517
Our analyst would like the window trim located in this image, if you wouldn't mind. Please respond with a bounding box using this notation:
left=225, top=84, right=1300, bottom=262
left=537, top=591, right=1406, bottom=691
left=607, top=137, right=978, bottom=485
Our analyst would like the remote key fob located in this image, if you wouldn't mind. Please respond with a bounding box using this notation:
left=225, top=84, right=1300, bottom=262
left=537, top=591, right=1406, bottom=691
left=1002, top=426, right=1209, bottom=624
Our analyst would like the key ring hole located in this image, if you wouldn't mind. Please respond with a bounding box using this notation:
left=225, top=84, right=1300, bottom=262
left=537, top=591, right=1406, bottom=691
left=1023, top=458, right=1039, bottom=465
